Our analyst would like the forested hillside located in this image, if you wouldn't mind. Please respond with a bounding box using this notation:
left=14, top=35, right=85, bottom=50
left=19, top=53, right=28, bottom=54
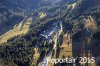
left=0, top=0, right=43, bottom=35
left=0, top=0, right=100, bottom=66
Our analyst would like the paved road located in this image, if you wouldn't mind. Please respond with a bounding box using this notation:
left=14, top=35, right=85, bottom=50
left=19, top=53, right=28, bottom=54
left=40, top=21, right=63, bottom=66
left=41, top=33, right=58, bottom=66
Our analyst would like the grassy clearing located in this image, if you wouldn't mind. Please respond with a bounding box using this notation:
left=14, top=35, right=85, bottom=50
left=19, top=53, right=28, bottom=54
left=68, top=3, right=77, bottom=9
left=0, top=17, right=32, bottom=44
left=58, top=33, right=72, bottom=58
left=39, top=12, right=46, bottom=19
left=59, top=43, right=72, bottom=58
left=32, top=48, right=40, bottom=66
left=85, top=16, right=98, bottom=32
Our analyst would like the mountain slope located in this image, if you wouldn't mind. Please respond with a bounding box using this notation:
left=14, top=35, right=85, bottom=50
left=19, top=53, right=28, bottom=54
left=0, top=0, right=100, bottom=66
